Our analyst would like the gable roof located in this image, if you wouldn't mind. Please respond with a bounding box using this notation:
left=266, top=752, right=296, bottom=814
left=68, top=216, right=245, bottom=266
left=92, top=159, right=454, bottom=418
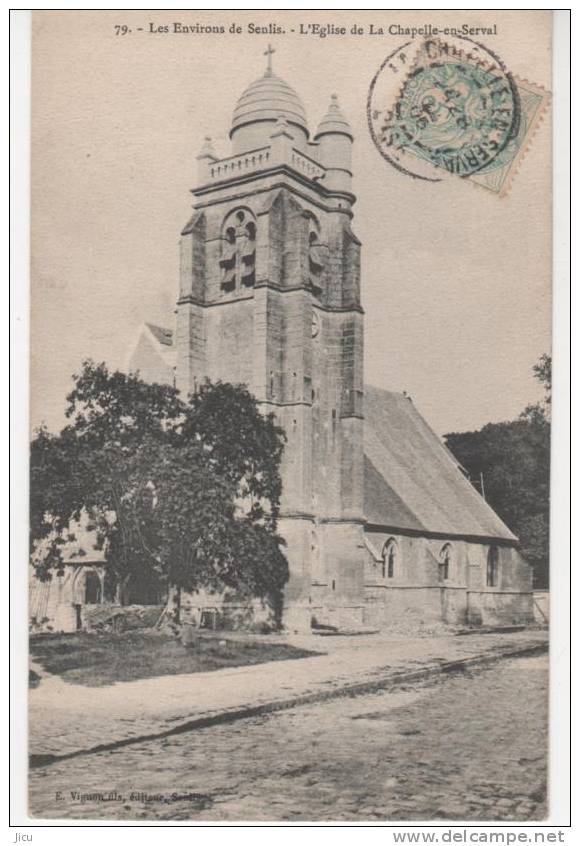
left=125, top=322, right=177, bottom=383
left=130, top=328, right=514, bottom=543
left=146, top=323, right=174, bottom=347
left=364, top=385, right=517, bottom=542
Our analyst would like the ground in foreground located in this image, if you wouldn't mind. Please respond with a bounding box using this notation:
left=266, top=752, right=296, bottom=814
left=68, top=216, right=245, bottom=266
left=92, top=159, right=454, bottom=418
left=29, top=653, right=547, bottom=821
left=30, top=630, right=318, bottom=687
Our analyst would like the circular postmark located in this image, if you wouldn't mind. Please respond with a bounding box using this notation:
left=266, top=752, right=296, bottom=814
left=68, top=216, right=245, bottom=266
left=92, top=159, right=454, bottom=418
left=367, top=36, right=521, bottom=182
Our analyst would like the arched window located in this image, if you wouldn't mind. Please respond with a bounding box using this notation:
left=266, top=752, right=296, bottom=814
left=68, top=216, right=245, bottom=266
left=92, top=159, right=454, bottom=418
left=219, top=208, right=256, bottom=292
left=381, top=538, right=398, bottom=579
left=438, top=543, right=452, bottom=583
left=487, top=545, right=500, bottom=587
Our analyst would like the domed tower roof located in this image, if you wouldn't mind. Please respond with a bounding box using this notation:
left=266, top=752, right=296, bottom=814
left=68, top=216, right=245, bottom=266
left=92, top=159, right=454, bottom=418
left=314, top=94, right=353, bottom=140
left=230, top=48, right=308, bottom=139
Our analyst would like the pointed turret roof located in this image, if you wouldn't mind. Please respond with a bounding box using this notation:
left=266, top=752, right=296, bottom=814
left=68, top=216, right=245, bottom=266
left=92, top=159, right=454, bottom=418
left=314, top=94, right=353, bottom=140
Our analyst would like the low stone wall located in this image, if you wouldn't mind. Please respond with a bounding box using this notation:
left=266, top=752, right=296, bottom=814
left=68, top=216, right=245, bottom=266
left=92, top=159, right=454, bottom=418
left=467, top=590, right=534, bottom=627
left=441, top=586, right=469, bottom=625
left=181, top=592, right=278, bottom=632
left=363, top=584, right=534, bottom=629
left=363, top=584, right=471, bottom=627
left=363, top=585, right=443, bottom=628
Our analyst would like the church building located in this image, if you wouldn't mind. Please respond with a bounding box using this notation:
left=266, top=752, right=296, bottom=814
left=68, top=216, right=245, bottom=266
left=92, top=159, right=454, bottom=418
left=128, top=51, right=533, bottom=632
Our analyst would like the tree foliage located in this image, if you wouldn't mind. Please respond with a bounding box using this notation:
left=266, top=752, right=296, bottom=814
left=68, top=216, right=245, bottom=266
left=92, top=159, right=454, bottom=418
left=444, top=355, right=551, bottom=587
left=30, top=361, right=288, bottom=620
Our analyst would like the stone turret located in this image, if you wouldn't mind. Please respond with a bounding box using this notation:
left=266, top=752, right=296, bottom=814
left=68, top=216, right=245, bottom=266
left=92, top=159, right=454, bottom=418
left=314, top=94, right=353, bottom=193
left=196, top=136, right=218, bottom=182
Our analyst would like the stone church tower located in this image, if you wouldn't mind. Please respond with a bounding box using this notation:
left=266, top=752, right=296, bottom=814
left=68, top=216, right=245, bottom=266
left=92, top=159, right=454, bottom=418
left=176, top=51, right=365, bottom=629
left=126, top=51, right=534, bottom=635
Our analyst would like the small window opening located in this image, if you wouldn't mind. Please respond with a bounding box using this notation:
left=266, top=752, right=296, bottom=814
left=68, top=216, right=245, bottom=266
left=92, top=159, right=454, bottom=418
left=438, top=544, right=451, bottom=583
left=487, top=546, right=499, bottom=587
left=382, top=539, right=397, bottom=579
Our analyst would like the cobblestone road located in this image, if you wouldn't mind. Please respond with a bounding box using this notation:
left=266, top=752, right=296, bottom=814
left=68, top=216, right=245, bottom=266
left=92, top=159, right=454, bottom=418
left=29, top=654, right=548, bottom=822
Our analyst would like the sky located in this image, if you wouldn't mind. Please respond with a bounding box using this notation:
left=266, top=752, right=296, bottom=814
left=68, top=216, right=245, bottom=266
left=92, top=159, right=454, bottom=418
left=30, top=11, right=551, bottom=437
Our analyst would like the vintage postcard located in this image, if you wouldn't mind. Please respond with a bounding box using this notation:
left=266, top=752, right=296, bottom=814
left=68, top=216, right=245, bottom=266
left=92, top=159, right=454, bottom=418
left=25, top=10, right=556, bottom=824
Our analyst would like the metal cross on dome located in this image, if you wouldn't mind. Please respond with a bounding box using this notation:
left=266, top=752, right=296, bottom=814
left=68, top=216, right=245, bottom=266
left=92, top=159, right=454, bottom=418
left=264, top=43, right=275, bottom=75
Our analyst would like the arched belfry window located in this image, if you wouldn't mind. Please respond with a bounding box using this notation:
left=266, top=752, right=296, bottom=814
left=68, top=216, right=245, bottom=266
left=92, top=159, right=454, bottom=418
left=219, top=208, right=256, bottom=293
left=381, top=538, right=398, bottom=579
left=438, top=543, right=452, bottom=583
left=487, top=545, right=500, bottom=587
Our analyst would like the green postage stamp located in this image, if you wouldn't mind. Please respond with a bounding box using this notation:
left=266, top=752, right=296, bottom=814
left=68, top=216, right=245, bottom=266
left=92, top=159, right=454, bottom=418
left=368, top=36, right=550, bottom=196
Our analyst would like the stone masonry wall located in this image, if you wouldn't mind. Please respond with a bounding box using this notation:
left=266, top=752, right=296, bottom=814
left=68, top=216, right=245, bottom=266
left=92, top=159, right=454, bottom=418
left=363, top=532, right=533, bottom=628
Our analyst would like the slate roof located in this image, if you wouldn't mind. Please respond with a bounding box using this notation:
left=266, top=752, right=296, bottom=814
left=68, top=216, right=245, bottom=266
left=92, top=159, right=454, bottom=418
left=364, top=386, right=517, bottom=542
left=146, top=323, right=174, bottom=347
left=142, top=328, right=515, bottom=542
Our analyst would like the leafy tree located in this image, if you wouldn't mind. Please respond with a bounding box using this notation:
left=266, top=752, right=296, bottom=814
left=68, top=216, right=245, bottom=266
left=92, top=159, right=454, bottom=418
left=521, top=352, right=551, bottom=424
left=183, top=381, right=284, bottom=528
left=30, top=363, right=184, bottom=589
left=30, top=361, right=288, bottom=625
left=444, top=355, right=551, bottom=588
left=122, top=436, right=287, bottom=624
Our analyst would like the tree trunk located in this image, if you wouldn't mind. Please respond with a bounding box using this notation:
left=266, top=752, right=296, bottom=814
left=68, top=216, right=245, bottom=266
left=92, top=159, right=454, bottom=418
left=154, top=584, right=182, bottom=633
left=115, top=574, right=131, bottom=606
left=165, top=584, right=181, bottom=626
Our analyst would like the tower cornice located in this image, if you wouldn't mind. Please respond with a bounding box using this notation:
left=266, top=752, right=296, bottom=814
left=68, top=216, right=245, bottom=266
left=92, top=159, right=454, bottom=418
left=190, top=175, right=356, bottom=220
left=192, top=165, right=356, bottom=206
left=193, top=140, right=356, bottom=208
